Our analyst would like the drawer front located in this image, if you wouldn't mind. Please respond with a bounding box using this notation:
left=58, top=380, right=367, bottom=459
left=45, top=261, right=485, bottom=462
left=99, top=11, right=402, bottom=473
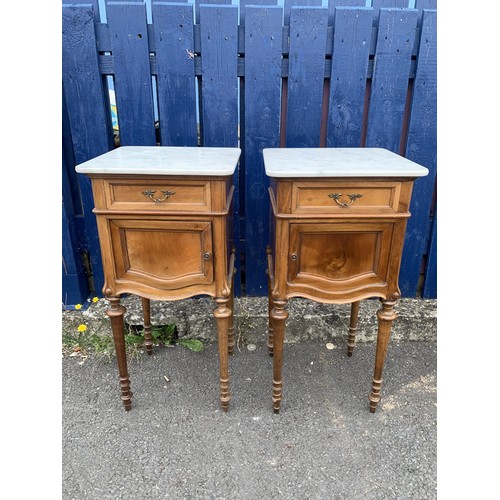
left=108, top=219, right=214, bottom=289
left=291, top=181, right=401, bottom=214
left=103, top=179, right=211, bottom=212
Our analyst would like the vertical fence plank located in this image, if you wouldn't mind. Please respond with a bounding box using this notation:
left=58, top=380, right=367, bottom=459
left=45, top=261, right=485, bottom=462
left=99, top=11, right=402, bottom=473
left=244, top=6, right=283, bottom=295
left=62, top=87, right=89, bottom=306
left=399, top=9, right=437, bottom=297
left=372, top=0, right=410, bottom=20
left=63, top=204, right=91, bottom=307
left=327, top=7, right=372, bottom=147
left=107, top=1, right=156, bottom=146
left=199, top=4, right=241, bottom=293
left=195, top=0, right=231, bottom=24
left=422, top=210, right=436, bottom=299
left=372, top=0, right=410, bottom=7
left=365, top=8, right=417, bottom=152
left=284, top=0, right=322, bottom=25
left=62, top=86, right=83, bottom=229
left=62, top=149, right=79, bottom=265
left=415, top=0, right=437, bottom=6
left=63, top=160, right=90, bottom=307
left=62, top=4, right=113, bottom=295
left=414, top=0, right=437, bottom=25
left=286, top=6, right=329, bottom=147
left=240, top=0, right=277, bottom=24
left=327, top=0, right=366, bottom=26
left=372, top=0, right=409, bottom=4
left=199, top=5, right=239, bottom=148
left=153, top=2, right=198, bottom=146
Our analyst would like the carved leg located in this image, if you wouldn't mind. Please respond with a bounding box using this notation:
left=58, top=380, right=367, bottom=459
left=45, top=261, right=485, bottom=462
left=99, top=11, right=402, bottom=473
left=271, top=299, right=288, bottom=414
left=267, top=275, right=275, bottom=356
left=369, top=299, right=397, bottom=413
left=347, top=301, right=360, bottom=357
left=214, top=297, right=231, bottom=412
left=106, top=296, right=132, bottom=411
left=141, top=297, right=153, bottom=355
left=227, top=272, right=235, bottom=355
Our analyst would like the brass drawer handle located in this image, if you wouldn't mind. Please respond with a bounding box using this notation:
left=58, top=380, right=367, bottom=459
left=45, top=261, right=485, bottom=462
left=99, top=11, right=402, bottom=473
left=328, top=193, right=363, bottom=207
left=142, top=190, right=176, bottom=203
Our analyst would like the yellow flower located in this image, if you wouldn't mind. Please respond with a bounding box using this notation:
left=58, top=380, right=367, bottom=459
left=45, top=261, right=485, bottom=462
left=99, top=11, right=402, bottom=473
left=77, top=324, right=87, bottom=332
left=75, top=304, right=82, bottom=310
left=92, top=297, right=99, bottom=303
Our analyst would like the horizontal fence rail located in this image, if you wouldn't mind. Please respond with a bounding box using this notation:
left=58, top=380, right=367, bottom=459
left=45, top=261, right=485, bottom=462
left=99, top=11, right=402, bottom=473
left=62, top=0, right=437, bottom=304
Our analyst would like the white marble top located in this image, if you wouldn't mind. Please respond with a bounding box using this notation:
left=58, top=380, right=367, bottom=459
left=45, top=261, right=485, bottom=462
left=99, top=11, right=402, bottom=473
left=75, top=146, right=241, bottom=176
left=263, top=148, right=428, bottom=178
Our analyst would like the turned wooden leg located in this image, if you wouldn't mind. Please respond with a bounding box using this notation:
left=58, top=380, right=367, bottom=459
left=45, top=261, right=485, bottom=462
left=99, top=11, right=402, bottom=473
left=271, top=299, right=288, bottom=414
left=347, top=301, right=360, bottom=357
left=214, top=297, right=231, bottom=412
left=267, top=275, right=275, bottom=357
left=369, top=298, right=397, bottom=413
left=141, top=297, right=153, bottom=355
left=227, top=273, right=235, bottom=355
left=106, top=296, right=132, bottom=411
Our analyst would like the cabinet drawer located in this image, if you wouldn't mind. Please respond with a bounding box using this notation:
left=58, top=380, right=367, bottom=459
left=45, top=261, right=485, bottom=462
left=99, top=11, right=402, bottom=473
left=103, top=179, right=211, bottom=212
left=291, top=181, right=402, bottom=214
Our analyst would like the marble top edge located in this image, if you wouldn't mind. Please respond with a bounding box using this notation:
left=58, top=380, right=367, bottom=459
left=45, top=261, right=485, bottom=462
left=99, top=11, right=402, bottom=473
left=75, top=146, right=241, bottom=176
left=263, top=148, right=429, bottom=177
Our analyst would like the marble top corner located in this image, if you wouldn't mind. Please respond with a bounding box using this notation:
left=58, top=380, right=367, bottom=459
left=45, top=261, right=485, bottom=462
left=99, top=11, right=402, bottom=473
left=75, top=146, right=241, bottom=176
left=263, top=148, right=429, bottom=178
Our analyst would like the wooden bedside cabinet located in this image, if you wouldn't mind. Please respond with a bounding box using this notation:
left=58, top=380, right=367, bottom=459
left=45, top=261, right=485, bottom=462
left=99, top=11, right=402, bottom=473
left=264, top=148, right=429, bottom=413
left=75, top=146, right=241, bottom=412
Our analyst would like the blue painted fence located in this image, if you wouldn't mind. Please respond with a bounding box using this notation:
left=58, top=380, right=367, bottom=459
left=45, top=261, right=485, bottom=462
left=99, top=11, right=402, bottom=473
left=62, top=0, right=437, bottom=306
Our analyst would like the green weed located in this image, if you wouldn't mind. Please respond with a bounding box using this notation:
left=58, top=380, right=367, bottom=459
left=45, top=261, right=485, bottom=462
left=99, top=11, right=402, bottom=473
left=63, top=318, right=203, bottom=362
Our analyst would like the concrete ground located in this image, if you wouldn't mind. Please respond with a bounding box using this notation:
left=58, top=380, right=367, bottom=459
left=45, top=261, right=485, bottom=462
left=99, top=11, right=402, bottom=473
left=62, top=296, right=437, bottom=500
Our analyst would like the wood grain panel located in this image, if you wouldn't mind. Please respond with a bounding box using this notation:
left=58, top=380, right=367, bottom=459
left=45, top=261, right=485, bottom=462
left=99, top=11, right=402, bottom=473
left=109, top=219, right=213, bottom=288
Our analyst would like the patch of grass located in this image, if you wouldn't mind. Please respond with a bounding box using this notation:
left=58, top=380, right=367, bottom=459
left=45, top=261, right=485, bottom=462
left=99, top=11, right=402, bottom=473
left=62, top=329, right=115, bottom=362
left=151, top=324, right=204, bottom=352
left=62, top=298, right=204, bottom=361
left=63, top=318, right=204, bottom=362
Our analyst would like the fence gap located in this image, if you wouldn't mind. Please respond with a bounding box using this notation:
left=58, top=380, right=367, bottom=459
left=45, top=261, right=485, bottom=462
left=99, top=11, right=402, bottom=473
left=360, top=79, right=371, bottom=147
left=398, top=77, right=414, bottom=156
left=319, top=79, right=330, bottom=147
left=279, top=78, right=288, bottom=148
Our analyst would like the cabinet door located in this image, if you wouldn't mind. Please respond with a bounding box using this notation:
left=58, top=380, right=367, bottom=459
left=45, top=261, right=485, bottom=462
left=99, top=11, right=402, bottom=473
left=109, top=219, right=214, bottom=290
left=287, top=221, right=395, bottom=300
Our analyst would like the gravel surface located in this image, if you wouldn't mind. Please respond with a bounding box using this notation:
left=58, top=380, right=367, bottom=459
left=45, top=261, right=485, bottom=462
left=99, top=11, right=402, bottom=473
left=62, top=339, right=437, bottom=499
